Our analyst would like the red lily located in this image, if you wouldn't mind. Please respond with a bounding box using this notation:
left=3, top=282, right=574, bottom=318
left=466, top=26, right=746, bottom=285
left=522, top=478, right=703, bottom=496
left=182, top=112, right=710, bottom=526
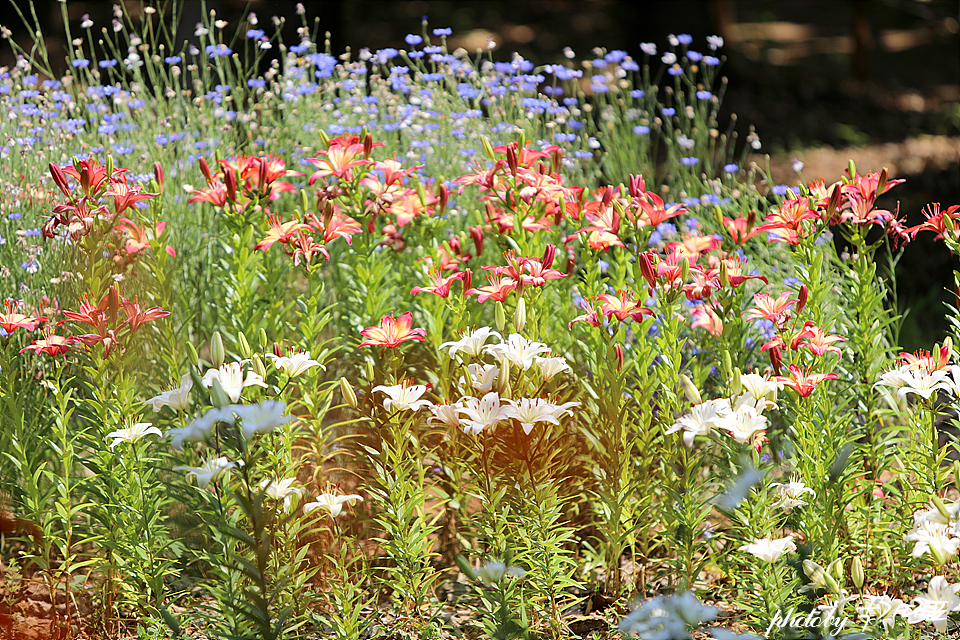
left=466, top=275, right=517, bottom=303
left=20, top=330, right=79, bottom=356
left=0, top=299, right=46, bottom=334
left=790, top=321, right=847, bottom=359
left=743, top=291, right=800, bottom=328
left=774, top=364, right=838, bottom=397
left=256, top=214, right=311, bottom=251
left=596, top=290, right=654, bottom=323
left=359, top=312, right=427, bottom=348
left=411, top=270, right=466, bottom=298
left=103, top=179, right=158, bottom=216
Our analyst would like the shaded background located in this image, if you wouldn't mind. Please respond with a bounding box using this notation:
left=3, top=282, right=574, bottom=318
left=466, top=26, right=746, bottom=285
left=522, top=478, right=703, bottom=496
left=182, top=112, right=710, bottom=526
left=2, top=0, right=958, bottom=347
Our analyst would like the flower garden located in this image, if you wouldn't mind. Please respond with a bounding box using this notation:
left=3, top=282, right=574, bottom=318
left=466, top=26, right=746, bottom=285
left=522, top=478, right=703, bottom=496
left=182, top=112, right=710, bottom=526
left=0, top=2, right=959, bottom=639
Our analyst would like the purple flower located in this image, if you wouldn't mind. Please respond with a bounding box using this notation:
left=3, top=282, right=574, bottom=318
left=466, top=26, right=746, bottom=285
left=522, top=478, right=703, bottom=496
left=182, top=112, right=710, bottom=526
left=633, top=125, right=650, bottom=135
left=433, top=28, right=452, bottom=37
left=72, top=59, right=90, bottom=68
left=631, top=90, right=645, bottom=99
left=696, top=90, right=712, bottom=100
left=405, top=34, right=423, bottom=46
left=677, top=34, right=693, bottom=45
left=681, top=157, right=699, bottom=166
left=703, top=56, right=720, bottom=66
left=661, top=107, right=675, bottom=117
left=723, top=164, right=738, bottom=173
left=99, top=59, right=118, bottom=69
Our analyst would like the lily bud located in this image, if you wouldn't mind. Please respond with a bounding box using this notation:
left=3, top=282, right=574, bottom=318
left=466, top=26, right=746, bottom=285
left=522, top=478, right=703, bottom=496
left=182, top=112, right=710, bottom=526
left=251, top=353, right=266, bottom=379
left=237, top=331, right=252, bottom=359
left=719, top=259, right=729, bottom=287
left=680, top=374, right=702, bottom=404
left=436, top=183, right=449, bottom=216
left=363, top=133, right=373, bottom=158
left=470, top=226, right=484, bottom=256
left=877, top=167, right=888, bottom=196
left=729, top=367, right=742, bottom=397
left=318, top=129, right=330, bottom=148
left=340, top=377, right=358, bottom=408
left=258, top=157, right=269, bottom=196
left=210, top=331, right=225, bottom=368
left=495, top=301, right=506, bottom=333
left=847, top=159, right=857, bottom=180
left=768, top=346, right=783, bottom=375
left=186, top=341, right=200, bottom=368
left=638, top=252, right=657, bottom=288
left=680, top=258, right=690, bottom=282
left=615, top=344, right=624, bottom=372
left=826, top=183, right=842, bottom=221
left=851, top=556, right=864, bottom=590
left=199, top=157, right=214, bottom=182
left=209, top=377, right=230, bottom=408
left=480, top=135, right=494, bottom=160
left=365, top=361, right=374, bottom=383
left=506, top=143, right=518, bottom=178
left=461, top=269, right=473, bottom=293
left=628, top=173, right=645, bottom=198
left=803, top=560, right=827, bottom=588
left=514, top=297, right=526, bottom=334
left=153, top=161, right=165, bottom=194
left=496, top=359, right=511, bottom=397
left=49, top=162, right=71, bottom=197
left=259, top=328, right=268, bottom=349
left=797, top=284, right=808, bottom=316
left=224, top=168, right=237, bottom=203
left=933, top=495, right=951, bottom=520
left=542, top=244, right=556, bottom=269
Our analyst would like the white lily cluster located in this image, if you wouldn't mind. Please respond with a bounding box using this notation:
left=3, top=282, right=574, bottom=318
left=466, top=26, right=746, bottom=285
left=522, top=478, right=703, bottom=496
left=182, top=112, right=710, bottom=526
left=365, top=328, right=580, bottom=436
left=905, top=500, right=960, bottom=565
left=619, top=590, right=717, bottom=639
left=665, top=373, right=779, bottom=448
left=876, top=364, right=960, bottom=401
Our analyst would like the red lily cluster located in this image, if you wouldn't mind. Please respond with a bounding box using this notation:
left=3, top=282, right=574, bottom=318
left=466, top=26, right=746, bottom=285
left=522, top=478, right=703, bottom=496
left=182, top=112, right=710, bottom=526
left=907, top=202, right=959, bottom=244
left=896, top=343, right=953, bottom=374
left=738, top=286, right=845, bottom=395
left=44, top=159, right=158, bottom=242
left=255, top=208, right=362, bottom=267
left=756, top=168, right=910, bottom=246
left=570, top=289, right=654, bottom=329
left=463, top=246, right=566, bottom=303
left=565, top=175, right=686, bottom=250
left=190, top=154, right=302, bottom=211
left=59, top=286, right=170, bottom=357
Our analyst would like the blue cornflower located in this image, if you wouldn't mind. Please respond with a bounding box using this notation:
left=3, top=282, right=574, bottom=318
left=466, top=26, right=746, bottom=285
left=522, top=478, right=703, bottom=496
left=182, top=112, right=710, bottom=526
left=772, top=185, right=789, bottom=196
left=605, top=50, right=628, bottom=63
left=633, top=125, right=650, bottom=135
left=661, top=107, right=675, bottom=117
left=21, top=261, right=39, bottom=274
left=640, top=42, right=657, bottom=56
left=98, top=123, right=117, bottom=134
left=621, top=60, right=639, bottom=71
left=703, top=56, right=720, bottom=66
left=421, top=72, right=443, bottom=82
left=72, top=59, right=90, bottom=68
left=681, top=157, right=699, bottom=166
left=457, top=83, right=480, bottom=100
left=8, top=212, right=20, bottom=220
left=408, top=50, right=424, bottom=59
left=164, top=56, right=181, bottom=64
left=668, top=66, right=683, bottom=76
left=247, top=78, right=266, bottom=88
left=696, top=90, right=712, bottom=100
left=683, top=197, right=700, bottom=206
left=574, top=150, right=593, bottom=159
left=433, top=27, right=452, bottom=36
left=677, top=34, right=693, bottom=45
left=99, top=59, right=118, bottom=69
left=423, top=45, right=442, bottom=54
left=289, top=41, right=310, bottom=54
left=0, top=235, right=5, bottom=245
left=246, top=29, right=265, bottom=39
left=405, top=34, right=423, bottom=46
left=206, top=44, right=232, bottom=58
left=113, top=143, right=133, bottom=155
left=687, top=51, right=703, bottom=62
left=724, top=164, right=738, bottom=173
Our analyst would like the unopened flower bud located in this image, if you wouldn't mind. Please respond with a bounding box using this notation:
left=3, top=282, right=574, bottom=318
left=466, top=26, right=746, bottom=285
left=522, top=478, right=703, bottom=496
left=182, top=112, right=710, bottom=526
left=470, top=226, right=484, bottom=256
left=49, top=162, right=71, bottom=197
left=495, top=301, right=506, bottom=332
left=932, top=495, right=951, bottom=520
left=186, top=341, right=199, bottom=368
left=615, top=343, right=624, bottom=372
left=363, top=133, right=373, bottom=158
left=210, top=331, right=225, bottom=368
left=729, top=367, right=742, bottom=397
left=365, top=361, right=374, bottom=382
left=224, top=168, right=237, bottom=203
left=209, top=377, right=230, bottom=408
left=480, top=135, right=494, bottom=160
left=719, top=259, right=729, bottom=287
left=318, top=129, right=330, bottom=148
left=851, top=556, right=864, bottom=590
left=251, top=353, right=266, bottom=379
left=542, top=244, right=556, bottom=269
left=237, top=331, right=252, bottom=359
left=153, top=161, right=165, bottom=193
left=461, top=269, right=472, bottom=293
left=797, top=284, right=808, bottom=316
left=259, top=328, right=268, bottom=349
left=680, top=374, right=701, bottom=404
left=514, top=298, right=526, bottom=334
left=804, top=560, right=827, bottom=588
left=496, top=360, right=511, bottom=397
left=340, top=377, right=358, bottom=408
